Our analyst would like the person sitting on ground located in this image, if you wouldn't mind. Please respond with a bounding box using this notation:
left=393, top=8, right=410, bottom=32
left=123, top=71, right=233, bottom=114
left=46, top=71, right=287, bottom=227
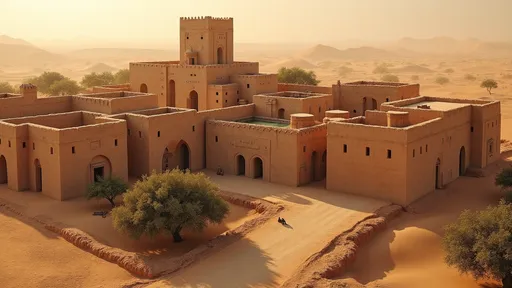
left=216, top=165, right=224, bottom=176
left=278, top=217, right=283, bottom=223
left=280, top=218, right=287, bottom=225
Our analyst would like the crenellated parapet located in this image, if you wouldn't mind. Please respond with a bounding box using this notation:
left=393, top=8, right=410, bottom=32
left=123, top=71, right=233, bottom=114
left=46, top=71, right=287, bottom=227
left=180, top=16, right=233, bottom=21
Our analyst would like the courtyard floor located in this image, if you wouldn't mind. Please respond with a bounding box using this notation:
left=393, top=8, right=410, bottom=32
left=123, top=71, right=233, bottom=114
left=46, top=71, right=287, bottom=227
left=144, top=171, right=388, bottom=287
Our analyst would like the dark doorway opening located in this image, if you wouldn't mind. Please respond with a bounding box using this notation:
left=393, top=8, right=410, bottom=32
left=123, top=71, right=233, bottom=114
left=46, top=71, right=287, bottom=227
left=217, top=47, right=224, bottom=64
left=459, top=146, right=466, bottom=176
left=93, top=166, right=104, bottom=182
left=278, top=108, right=285, bottom=119
left=189, top=90, right=198, bottom=110
left=179, top=142, right=190, bottom=170
left=35, top=159, right=42, bottom=192
left=237, top=155, right=246, bottom=176
left=253, top=157, right=263, bottom=179
left=435, top=158, right=441, bottom=189
left=168, top=80, right=176, bottom=107
left=311, top=151, right=317, bottom=181
left=0, top=155, right=7, bottom=184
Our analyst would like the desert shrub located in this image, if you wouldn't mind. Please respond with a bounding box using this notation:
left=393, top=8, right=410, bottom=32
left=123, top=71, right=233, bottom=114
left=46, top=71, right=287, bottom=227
left=381, top=74, right=400, bottom=83
left=80, top=72, right=115, bottom=88
left=443, top=200, right=512, bottom=287
left=435, top=76, right=450, bottom=85
left=25, top=71, right=66, bottom=94
left=277, top=67, right=320, bottom=86
left=411, top=75, right=420, bottom=81
left=372, top=64, right=389, bottom=74
left=338, top=66, right=354, bottom=76
left=444, top=68, right=455, bottom=73
left=112, top=169, right=229, bottom=242
left=0, top=82, right=15, bottom=93
left=47, top=78, right=81, bottom=96
left=503, top=74, right=512, bottom=80
left=114, top=69, right=129, bottom=84
left=464, top=74, right=477, bottom=81
left=87, top=176, right=129, bottom=208
left=481, top=79, right=498, bottom=95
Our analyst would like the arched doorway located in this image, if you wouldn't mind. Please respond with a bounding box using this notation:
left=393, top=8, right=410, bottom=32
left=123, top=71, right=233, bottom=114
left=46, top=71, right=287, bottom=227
left=0, top=155, right=7, bottom=184
left=236, top=155, right=245, bottom=176
left=362, top=97, right=367, bottom=114
left=253, top=157, right=263, bottom=179
left=459, top=146, right=466, bottom=176
left=371, top=98, right=378, bottom=110
left=162, top=147, right=171, bottom=172
left=90, top=155, right=112, bottom=183
left=34, top=159, right=42, bottom=192
left=311, top=151, right=317, bottom=181
left=217, top=47, right=223, bottom=64
left=278, top=108, right=285, bottom=119
left=140, top=83, right=148, bottom=93
left=189, top=90, right=198, bottom=110
left=168, top=80, right=176, bottom=107
left=435, top=158, right=441, bottom=189
left=178, top=141, right=190, bottom=171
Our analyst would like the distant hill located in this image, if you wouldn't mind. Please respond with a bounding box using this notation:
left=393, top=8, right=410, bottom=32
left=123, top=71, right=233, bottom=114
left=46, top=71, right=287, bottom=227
left=298, top=44, right=398, bottom=61
left=82, top=63, right=118, bottom=73
left=261, top=58, right=317, bottom=72
left=0, top=43, right=64, bottom=66
left=0, top=35, right=34, bottom=46
left=66, top=48, right=177, bottom=61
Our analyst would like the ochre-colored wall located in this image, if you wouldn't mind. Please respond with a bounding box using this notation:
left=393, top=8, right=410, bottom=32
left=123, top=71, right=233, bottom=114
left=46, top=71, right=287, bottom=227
left=297, top=125, right=327, bottom=185
left=278, top=83, right=332, bottom=94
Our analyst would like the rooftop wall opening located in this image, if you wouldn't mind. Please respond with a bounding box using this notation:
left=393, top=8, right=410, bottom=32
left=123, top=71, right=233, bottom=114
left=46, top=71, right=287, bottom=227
left=343, top=81, right=412, bottom=87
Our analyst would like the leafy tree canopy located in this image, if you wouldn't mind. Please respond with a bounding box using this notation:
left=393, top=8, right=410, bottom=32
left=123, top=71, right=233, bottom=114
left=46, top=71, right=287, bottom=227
left=87, top=176, right=129, bottom=208
left=443, top=200, right=512, bottom=287
left=26, top=71, right=66, bottom=94
left=277, top=67, right=320, bottom=86
left=0, top=82, right=15, bottom=93
left=481, top=79, right=498, bottom=95
left=47, top=78, right=81, bottom=96
left=112, top=169, right=230, bottom=242
left=80, top=72, right=115, bottom=88
left=435, top=76, right=450, bottom=85
left=114, top=69, right=129, bottom=84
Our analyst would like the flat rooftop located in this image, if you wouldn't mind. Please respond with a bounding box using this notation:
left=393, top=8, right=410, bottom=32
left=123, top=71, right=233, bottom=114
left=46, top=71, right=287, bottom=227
left=234, top=117, right=289, bottom=127
left=402, top=100, right=469, bottom=111
left=343, top=81, right=412, bottom=87
left=2, top=111, right=118, bottom=129
left=259, top=91, right=330, bottom=98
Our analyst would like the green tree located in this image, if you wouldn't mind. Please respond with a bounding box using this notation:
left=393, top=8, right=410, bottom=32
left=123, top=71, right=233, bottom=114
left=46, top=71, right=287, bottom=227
left=0, top=82, right=15, bottom=93
left=47, top=78, right=81, bottom=96
left=496, top=167, right=512, bottom=203
left=26, top=71, right=66, bottom=94
left=481, top=79, right=498, bottom=95
left=277, top=67, right=320, bottom=86
left=435, top=76, right=450, bottom=85
left=114, top=69, right=129, bottom=84
left=442, top=200, right=512, bottom=287
left=112, top=169, right=230, bottom=243
left=80, top=72, right=115, bottom=88
left=87, top=176, right=129, bottom=208
left=381, top=74, right=400, bottom=83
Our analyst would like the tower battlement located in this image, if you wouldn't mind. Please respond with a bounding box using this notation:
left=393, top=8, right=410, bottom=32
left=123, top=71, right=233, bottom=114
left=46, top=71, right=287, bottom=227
left=180, top=16, right=233, bottom=21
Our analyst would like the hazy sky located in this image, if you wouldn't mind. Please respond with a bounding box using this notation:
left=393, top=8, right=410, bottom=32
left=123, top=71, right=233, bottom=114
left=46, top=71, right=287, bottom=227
left=2, top=0, right=512, bottom=43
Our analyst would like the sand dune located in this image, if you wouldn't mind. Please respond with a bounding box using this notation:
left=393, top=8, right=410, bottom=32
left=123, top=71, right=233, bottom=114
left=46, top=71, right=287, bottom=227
left=81, top=62, right=118, bottom=73
left=298, top=44, right=397, bottom=61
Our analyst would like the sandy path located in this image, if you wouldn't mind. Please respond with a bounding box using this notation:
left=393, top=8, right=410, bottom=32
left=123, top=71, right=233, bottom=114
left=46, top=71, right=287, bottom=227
left=337, top=155, right=511, bottom=288
left=0, top=210, right=134, bottom=288
left=146, top=173, right=387, bottom=287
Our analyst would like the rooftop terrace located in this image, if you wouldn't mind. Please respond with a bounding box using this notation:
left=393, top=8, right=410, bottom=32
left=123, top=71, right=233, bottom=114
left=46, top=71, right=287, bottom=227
left=2, top=111, right=119, bottom=129
left=343, top=81, right=412, bottom=87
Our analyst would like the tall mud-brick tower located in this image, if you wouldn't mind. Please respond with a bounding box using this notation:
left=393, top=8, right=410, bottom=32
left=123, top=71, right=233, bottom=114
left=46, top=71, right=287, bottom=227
left=179, top=16, right=234, bottom=65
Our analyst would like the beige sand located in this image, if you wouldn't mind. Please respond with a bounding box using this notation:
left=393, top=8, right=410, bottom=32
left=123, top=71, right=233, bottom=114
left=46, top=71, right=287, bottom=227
left=337, top=154, right=511, bottom=288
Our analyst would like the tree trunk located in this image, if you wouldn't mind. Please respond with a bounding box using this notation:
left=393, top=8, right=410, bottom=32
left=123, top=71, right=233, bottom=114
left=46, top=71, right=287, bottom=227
left=107, top=198, right=115, bottom=208
left=503, top=273, right=512, bottom=288
left=488, top=88, right=492, bottom=95
left=172, top=227, right=183, bottom=243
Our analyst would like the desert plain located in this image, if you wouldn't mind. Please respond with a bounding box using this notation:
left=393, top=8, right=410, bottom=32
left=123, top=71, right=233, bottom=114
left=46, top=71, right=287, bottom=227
left=1, top=36, right=512, bottom=288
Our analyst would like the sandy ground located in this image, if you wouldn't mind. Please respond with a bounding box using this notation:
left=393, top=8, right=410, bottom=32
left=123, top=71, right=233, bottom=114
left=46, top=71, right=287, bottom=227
left=336, top=154, right=511, bottom=288
left=145, top=172, right=387, bottom=287
left=0, top=209, right=134, bottom=288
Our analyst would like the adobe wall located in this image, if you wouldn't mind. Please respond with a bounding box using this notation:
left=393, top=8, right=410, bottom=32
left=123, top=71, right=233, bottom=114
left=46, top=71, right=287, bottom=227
left=110, top=94, right=159, bottom=114
left=470, top=102, right=501, bottom=168
left=333, top=83, right=420, bottom=116
left=168, top=66, right=208, bottom=110
left=253, top=95, right=303, bottom=119
left=130, top=63, right=167, bottom=107
left=205, top=120, right=300, bottom=186
left=0, top=96, right=71, bottom=120
left=3, top=111, right=83, bottom=128
left=231, top=73, right=278, bottom=104
left=92, top=84, right=131, bottom=93
left=404, top=107, right=472, bottom=204
left=278, top=83, right=332, bottom=94
left=326, top=121, right=409, bottom=204
left=207, top=83, right=239, bottom=109
left=297, top=124, right=327, bottom=185
left=121, top=114, right=151, bottom=177
left=302, top=96, right=334, bottom=122
left=58, top=120, right=128, bottom=200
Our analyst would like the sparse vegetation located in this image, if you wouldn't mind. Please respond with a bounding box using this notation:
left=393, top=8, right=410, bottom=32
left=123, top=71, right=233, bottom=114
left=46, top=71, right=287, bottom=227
left=444, top=68, right=455, bottom=73
left=442, top=200, right=512, bottom=288
left=381, top=74, right=400, bottom=83
left=47, top=78, right=81, bottom=96
left=435, top=76, right=450, bottom=85
left=114, top=69, right=130, bottom=84
left=81, top=72, right=115, bottom=88
left=464, top=74, right=477, bottom=81
left=481, top=79, right=498, bottom=95
left=112, top=169, right=230, bottom=243
left=338, top=66, right=354, bottom=76
left=0, top=82, right=15, bottom=93
left=411, top=75, right=420, bottom=81
left=86, top=176, right=129, bottom=208
left=277, top=67, right=320, bottom=86
left=503, top=74, right=512, bottom=80
left=25, top=71, right=67, bottom=94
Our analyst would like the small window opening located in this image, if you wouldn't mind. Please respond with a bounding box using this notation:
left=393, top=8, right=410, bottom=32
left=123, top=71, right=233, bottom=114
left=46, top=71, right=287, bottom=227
left=387, top=149, right=392, bottom=159
left=247, top=84, right=250, bottom=88
left=114, top=139, right=118, bottom=146
left=216, top=100, right=219, bottom=103
left=413, top=149, right=415, bottom=157
left=192, top=125, right=195, bottom=132
left=303, top=146, right=306, bottom=152
left=139, top=131, right=142, bottom=138
left=32, top=143, right=35, bottom=150
left=386, top=98, right=389, bottom=102
left=420, top=147, right=423, bottom=154
left=366, top=147, right=370, bottom=156
left=343, top=144, right=347, bottom=153
left=128, top=129, right=131, bottom=136
left=353, top=109, right=357, bottom=113
left=8, top=141, right=11, bottom=148
left=22, top=142, right=26, bottom=148
left=157, top=131, right=161, bottom=137
left=72, top=146, right=75, bottom=154
left=215, top=136, right=218, bottom=142
left=50, top=147, right=53, bottom=154
left=471, top=126, right=474, bottom=132
left=216, top=92, right=219, bottom=95
left=426, top=144, right=428, bottom=152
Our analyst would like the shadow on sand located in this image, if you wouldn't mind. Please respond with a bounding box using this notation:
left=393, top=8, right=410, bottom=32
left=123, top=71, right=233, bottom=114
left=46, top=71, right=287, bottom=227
left=156, top=237, right=280, bottom=288
left=330, top=154, right=511, bottom=287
